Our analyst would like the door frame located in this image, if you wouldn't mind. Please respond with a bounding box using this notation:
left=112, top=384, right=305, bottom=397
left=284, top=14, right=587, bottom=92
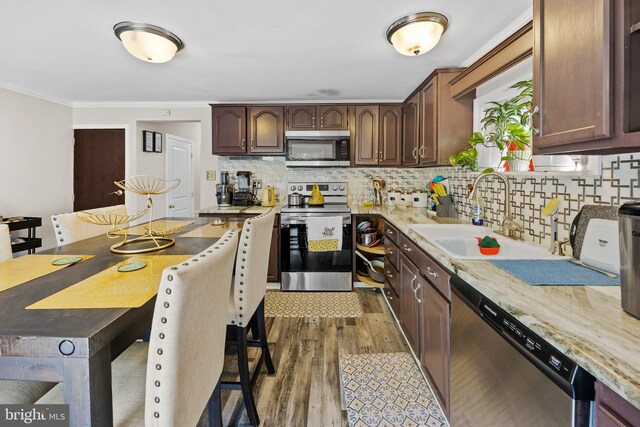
left=165, top=133, right=194, bottom=217
left=72, top=124, right=132, bottom=209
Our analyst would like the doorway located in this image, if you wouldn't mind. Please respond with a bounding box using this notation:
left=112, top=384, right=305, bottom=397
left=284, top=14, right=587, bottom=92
left=73, top=129, right=125, bottom=211
left=165, top=134, right=194, bottom=217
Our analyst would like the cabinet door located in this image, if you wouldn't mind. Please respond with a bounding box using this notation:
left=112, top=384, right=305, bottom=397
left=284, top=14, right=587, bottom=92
left=354, top=105, right=380, bottom=165
left=419, top=278, right=451, bottom=414
left=379, top=105, right=403, bottom=166
left=533, top=0, right=613, bottom=150
left=212, top=106, right=246, bottom=154
left=318, top=105, right=349, bottom=130
left=267, top=220, right=280, bottom=282
left=287, top=105, right=317, bottom=130
left=399, top=255, right=420, bottom=355
left=403, top=93, right=420, bottom=166
left=419, top=79, right=438, bottom=165
left=248, top=106, right=285, bottom=154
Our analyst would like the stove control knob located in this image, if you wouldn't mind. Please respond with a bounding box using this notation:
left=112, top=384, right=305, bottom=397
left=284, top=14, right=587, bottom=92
left=290, top=185, right=296, bottom=191
left=332, top=185, right=338, bottom=191
left=339, top=185, right=345, bottom=191
left=297, top=185, right=303, bottom=191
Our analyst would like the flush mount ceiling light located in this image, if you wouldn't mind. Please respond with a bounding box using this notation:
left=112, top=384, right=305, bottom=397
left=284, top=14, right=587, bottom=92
left=386, top=12, right=448, bottom=56
left=113, top=21, right=184, bottom=63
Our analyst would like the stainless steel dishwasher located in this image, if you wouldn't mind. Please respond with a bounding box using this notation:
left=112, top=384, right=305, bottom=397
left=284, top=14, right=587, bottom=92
left=450, top=276, right=596, bottom=426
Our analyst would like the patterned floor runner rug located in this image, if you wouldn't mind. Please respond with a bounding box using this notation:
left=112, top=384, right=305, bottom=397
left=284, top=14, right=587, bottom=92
left=265, top=291, right=364, bottom=318
left=339, top=352, right=446, bottom=427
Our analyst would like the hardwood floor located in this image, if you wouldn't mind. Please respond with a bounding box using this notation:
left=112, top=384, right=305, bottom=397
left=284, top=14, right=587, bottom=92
left=203, top=288, right=408, bottom=427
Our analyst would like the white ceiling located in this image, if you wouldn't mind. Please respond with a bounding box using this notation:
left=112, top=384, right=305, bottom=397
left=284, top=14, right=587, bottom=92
left=0, top=0, right=531, bottom=105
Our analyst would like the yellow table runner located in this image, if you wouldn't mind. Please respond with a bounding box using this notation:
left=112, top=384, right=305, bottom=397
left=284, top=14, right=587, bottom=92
left=0, top=255, right=94, bottom=293
left=27, top=255, right=190, bottom=310
left=179, top=221, right=243, bottom=238
left=119, top=220, right=195, bottom=236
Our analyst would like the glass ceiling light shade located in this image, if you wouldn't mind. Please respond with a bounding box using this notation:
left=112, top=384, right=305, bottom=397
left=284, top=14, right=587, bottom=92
left=386, top=12, right=448, bottom=56
left=113, top=21, right=184, bottom=63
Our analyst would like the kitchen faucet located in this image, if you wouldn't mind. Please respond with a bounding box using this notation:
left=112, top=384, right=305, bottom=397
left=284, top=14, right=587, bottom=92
left=469, top=172, right=524, bottom=240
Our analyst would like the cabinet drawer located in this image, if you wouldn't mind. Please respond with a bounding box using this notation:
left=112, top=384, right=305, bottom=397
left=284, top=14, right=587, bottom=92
left=384, top=239, right=399, bottom=269
left=400, top=235, right=451, bottom=301
left=384, top=221, right=400, bottom=245
left=384, top=280, right=400, bottom=318
left=385, top=261, right=399, bottom=294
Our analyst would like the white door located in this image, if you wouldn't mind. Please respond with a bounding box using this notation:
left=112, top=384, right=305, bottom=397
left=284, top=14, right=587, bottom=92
left=166, top=135, right=194, bottom=217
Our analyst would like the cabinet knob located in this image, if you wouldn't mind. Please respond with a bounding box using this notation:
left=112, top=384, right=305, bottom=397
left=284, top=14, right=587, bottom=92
left=386, top=249, right=394, bottom=255
left=386, top=271, right=393, bottom=278
left=386, top=229, right=394, bottom=235
left=412, top=147, right=418, bottom=160
left=241, top=138, right=246, bottom=149
left=426, top=266, right=438, bottom=278
left=251, top=139, right=254, bottom=148
left=413, top=283, right=422, bottom=303
left=419, top=145, right=425, bottom=158
left=169, top=204, right=175, bottom=209
left=403, top=244, right=412, bottom=252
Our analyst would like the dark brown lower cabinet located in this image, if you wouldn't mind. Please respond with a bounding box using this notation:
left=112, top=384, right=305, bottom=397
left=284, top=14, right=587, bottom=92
left=396, top=232, right=452, bottom=418
left=199, top=213, right=280, bottom=283
left=417, top=276, right=451, bottom=416
left=595, top=381, right=640, bottom=427
left=399, top=254, right=421, bottom=355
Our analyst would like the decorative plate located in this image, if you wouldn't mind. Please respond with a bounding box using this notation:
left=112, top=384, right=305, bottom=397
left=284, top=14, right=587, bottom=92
left=52, top=256, right=83, bottom=266
left=117, top=261, right=147, bottom=272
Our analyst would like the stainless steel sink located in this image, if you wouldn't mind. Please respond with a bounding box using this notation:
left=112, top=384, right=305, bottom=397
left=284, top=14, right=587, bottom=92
left=407, top=224, right=568, bottom=260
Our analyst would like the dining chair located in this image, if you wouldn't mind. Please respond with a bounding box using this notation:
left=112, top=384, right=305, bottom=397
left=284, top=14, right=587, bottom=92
left=38, top=229, right=239, bottom=427
left=50, top=204, right=128, bottom=246
left=224, top=208, right=276, bottom=426
left=0, top=224, right=11, bottom=262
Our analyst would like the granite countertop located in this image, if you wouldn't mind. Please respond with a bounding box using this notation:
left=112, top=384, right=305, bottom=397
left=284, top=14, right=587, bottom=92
left=353, top=205, right=640, bottom=410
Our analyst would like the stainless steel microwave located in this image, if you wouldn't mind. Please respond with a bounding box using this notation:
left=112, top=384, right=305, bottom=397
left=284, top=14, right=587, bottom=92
left=284, top=131, right=350, bottom=167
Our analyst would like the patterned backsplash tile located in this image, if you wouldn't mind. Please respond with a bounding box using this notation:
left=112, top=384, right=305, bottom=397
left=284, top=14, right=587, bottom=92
left=219, top=153, right=639, bottom=247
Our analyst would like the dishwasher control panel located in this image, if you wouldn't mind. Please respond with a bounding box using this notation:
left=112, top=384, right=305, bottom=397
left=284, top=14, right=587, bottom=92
left=479, top=297, right=576, bottom=382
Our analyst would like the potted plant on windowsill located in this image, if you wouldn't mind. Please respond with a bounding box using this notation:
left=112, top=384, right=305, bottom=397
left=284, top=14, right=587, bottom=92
left=449, top=80, right=533, bottom=173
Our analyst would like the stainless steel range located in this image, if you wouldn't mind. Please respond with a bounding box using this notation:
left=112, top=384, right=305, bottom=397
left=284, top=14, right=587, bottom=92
left=280, top=182, right=352, bottom=291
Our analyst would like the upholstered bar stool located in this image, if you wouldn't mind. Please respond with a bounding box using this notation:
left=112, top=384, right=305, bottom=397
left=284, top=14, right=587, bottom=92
left=50, top=204, right=128, bottom=246
left=39, top=230, right=239, bottom=426
left=0, top=224, right=11, bottom=262
left=224, top=208, right=276, bottom=426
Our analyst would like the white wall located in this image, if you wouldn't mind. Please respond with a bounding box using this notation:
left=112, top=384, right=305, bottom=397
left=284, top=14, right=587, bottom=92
left=136, top=121, right=201, bottom=218
left=73, top=106, right=216, bottom=215
left=0, top=87, right=73, bottom=250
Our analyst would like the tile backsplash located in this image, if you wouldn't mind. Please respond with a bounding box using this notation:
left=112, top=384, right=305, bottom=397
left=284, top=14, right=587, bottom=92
left=218, top=153, right=639, bottom=247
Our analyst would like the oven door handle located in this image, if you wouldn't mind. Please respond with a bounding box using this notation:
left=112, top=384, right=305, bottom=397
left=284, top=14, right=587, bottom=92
left=282, top=217, right=351, bottom=225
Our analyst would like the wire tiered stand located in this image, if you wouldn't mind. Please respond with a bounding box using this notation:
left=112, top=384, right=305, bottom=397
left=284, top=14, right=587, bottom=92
left=78, top=176, right=185, bottom=254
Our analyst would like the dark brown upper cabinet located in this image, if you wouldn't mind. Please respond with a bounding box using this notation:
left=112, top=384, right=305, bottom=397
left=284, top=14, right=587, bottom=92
left=318, top=105, right=349, bottom=130
left=286, top=105, right=349, bottom=130
left=353, top=105, right=403, bottom=167
left=286, top=105, right=316, bottom=130
left=533, top=0, right=640, bottom=154
left=212, top=106, right=246, bottom=155
left=212, top=105, right=284, bottom=155
left=403, top=69, right=473, bottom=166
left=419, top=80, right=437, bottom=165
left=379, top=105, right=403, bottom=166
left=248, top=106, right=285, bottom=154
left=403, top=93, right=420, bottom=166
left=532, top=0, right=613, bottom=152
left=354, top=106, right=379, bottom=165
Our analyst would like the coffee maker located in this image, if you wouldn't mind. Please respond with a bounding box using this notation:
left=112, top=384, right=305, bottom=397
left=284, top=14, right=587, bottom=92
left=233, top=171, right=254, bottom=206
left=215, top=171, right=233, bottom=207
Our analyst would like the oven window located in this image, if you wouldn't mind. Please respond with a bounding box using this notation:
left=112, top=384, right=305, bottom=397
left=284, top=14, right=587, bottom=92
left=286, top=139, right=336, bottom=161
left=281, top=223, right=352, bottom=273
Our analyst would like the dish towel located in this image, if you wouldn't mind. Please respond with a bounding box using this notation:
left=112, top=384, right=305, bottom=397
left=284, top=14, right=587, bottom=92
left=307, top=216, right=342, bottom=252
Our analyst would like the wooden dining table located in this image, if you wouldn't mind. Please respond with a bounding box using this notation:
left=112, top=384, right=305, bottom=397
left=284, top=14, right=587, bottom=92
left=0, top=218, right=239, bottom=427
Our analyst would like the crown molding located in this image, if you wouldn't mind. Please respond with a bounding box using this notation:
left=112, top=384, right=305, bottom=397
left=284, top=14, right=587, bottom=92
left=459, top=6, right=533, bottom=68
left=0, top=81, right=72, bottom=107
